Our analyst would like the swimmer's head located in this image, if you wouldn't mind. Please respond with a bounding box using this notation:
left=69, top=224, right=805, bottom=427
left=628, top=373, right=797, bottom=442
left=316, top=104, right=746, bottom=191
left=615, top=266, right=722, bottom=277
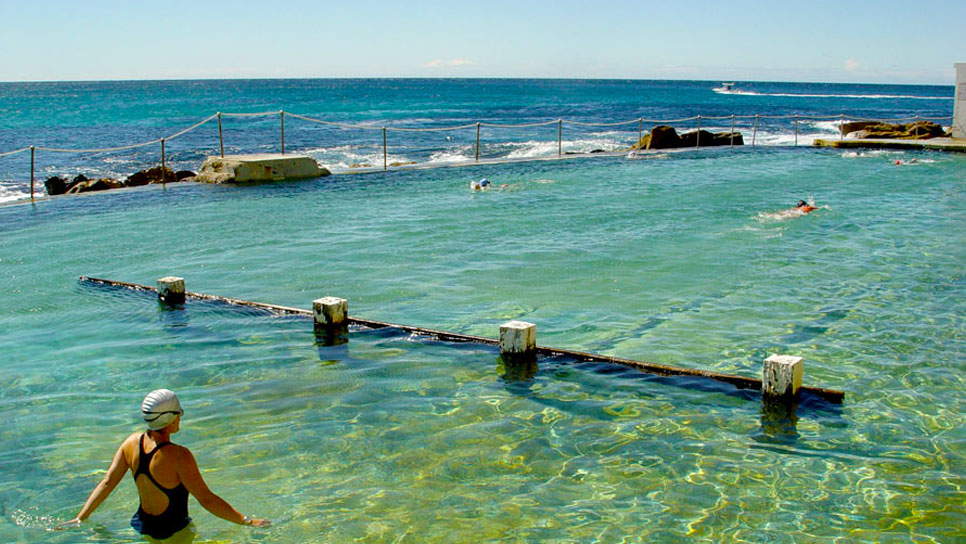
left=796, top=200, right=807, bottom=208
left=141, top=389, right=183, bottom=430
left=480, top=178, right=490, bottom=187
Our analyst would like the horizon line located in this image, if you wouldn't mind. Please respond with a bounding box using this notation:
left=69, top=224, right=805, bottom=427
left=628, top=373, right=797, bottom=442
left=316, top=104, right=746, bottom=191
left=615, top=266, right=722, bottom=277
left=0, top=75, right=954, bottom=87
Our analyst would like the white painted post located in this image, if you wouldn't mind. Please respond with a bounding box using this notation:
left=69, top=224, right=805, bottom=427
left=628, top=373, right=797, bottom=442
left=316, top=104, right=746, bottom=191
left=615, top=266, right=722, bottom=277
left=157, top=276, right=186, bottom=305
left=763, top=354, right=803, bottom=398
left=313, top=297, right=347, bottom=328
left=499, top=320, right=536, bottom=358
left=954, top=63, right=966, bottom=139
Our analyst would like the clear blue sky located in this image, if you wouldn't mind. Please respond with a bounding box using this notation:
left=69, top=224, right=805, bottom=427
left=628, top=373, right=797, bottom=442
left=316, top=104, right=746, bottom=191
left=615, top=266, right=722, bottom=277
left=1, top=0, right=961, bottom=84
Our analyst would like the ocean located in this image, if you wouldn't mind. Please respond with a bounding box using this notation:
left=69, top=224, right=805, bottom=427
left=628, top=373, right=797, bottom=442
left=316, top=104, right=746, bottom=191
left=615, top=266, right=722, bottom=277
left=1, top=79, right=964, bottom=542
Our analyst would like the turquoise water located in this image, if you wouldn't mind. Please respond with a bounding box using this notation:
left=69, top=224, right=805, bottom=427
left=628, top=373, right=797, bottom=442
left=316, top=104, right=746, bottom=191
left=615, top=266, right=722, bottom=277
left=2, top=145, right=965, bottom=541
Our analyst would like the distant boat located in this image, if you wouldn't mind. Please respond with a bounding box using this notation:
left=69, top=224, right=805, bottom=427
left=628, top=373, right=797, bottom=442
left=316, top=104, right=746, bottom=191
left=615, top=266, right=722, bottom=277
left=713, top=82, right=737, bottom=93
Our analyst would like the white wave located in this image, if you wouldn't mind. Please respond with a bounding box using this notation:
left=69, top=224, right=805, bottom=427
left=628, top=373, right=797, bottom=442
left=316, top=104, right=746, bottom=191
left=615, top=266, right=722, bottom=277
left=715, top=88, right=951, bottom=100
left=0, top=184, right=32, bottom=204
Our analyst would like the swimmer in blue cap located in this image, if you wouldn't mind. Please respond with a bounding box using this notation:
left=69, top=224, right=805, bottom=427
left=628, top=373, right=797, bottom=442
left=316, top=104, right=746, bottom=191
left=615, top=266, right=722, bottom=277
left=480, top=178, right=490, bottom=188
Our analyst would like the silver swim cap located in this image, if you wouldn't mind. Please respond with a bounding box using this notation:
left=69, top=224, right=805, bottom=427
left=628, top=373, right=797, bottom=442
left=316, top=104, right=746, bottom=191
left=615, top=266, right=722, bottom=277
left=141, top=389, right=183, bottom=430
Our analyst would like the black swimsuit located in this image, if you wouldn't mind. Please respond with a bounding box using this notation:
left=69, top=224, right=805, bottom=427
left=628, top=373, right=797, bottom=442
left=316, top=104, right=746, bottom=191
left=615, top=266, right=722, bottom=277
left=130, top=434, right=191, bottom=539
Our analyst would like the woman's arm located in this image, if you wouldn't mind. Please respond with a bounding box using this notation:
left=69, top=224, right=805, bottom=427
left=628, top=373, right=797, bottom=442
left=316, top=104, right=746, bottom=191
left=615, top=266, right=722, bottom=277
left=178, top=447, right=270, bottom=528
left=67, top=438, right=132, bottom=524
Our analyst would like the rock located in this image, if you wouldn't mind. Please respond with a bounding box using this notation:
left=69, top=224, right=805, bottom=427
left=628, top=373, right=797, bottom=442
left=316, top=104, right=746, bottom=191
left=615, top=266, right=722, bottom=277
left=196, top=154, right=329, bottom=183
left=646, top=125, right=683, bottom=150
left=66, top=178, right=123, bottom=194
left=389, top=161, right=417, bottom=167
left=839, top=121, right=880, bottom=135
left=44, top=176, right=68, bottom=196
left=844, top=120, right=946, bottom=140
left=125, top=166, right=177, bottom=187
left=630, top=125, right=744, bottom=150
left=65, top=174, right=90, bottom=193
left=349, top=163, right=372, bottom=168
left=175, top=170, right=196, bottom=181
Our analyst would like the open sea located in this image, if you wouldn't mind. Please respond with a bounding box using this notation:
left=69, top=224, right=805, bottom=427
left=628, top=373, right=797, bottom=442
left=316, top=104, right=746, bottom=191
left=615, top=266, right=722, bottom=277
left=0, top=79, right=964, bottom=542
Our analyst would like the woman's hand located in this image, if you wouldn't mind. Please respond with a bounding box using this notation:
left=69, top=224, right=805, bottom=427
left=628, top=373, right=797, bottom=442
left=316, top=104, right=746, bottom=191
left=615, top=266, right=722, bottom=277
left=247, top=517, right=271, bottom=528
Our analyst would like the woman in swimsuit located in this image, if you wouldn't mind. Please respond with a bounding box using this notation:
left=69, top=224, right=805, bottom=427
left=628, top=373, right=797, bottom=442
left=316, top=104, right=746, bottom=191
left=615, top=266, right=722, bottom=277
left=65, top=389, right=270, bottom=540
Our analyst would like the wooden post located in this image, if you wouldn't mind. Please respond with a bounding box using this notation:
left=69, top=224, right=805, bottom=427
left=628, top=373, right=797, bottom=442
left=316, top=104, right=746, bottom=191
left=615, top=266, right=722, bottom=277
left=157, top=276, right=186, bottom=305
left=730, top=115, right=735, bottom=147
left=475, top=122, right=480, bottom=163
left=557, top=119, right=562, bottom=156
left=752, top=115, right=759, bottom=146
left=218, top=112, right=224, bottom=158
left=280, top=110, right=285, bottom=155
left=638, top=118, right=643, bottom=147
left=839, top=114, right=844, bottom=141
left=696, top=116, right=701, bottom=148
left=30, top=146, right=35, bottom=200
left=161, top=138, right=166, bottom=171
left=383, top=127, right=388, bottom=170
left=794, top=115, right=799, bottom=146
left=763, top=354, right=803, bottom=399
left=914, top=115, right=920, bottom=139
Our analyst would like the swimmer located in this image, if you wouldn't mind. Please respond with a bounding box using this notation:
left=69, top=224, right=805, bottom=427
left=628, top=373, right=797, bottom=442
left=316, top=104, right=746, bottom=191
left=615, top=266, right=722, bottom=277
left=470, top=178, right=491, bottom=191
left=62, top=389, right=270, bottom=539
left=795, top=200, right=817, bottom=213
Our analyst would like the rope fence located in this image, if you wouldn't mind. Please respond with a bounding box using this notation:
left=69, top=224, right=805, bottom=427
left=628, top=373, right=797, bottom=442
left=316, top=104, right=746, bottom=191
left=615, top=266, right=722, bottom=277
left=3, top=110, right=954, bottom=200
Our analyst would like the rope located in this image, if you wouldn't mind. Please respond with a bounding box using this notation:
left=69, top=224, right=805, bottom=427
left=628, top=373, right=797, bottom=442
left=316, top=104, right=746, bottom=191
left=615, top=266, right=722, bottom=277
left=35, top=138, right=162, bottom=154
left=565, top=118, right=640, bottom=127
left=285, top=112, right=385, bottom=131
left=219, top=111, right=280, bottom=118
left=0, top=147, right=30, bottom=158
left=164, top=113, right=218, bottom=141
left=480, top=120, right=559, bottom=128
left=388, top=123, right=478, bottom=133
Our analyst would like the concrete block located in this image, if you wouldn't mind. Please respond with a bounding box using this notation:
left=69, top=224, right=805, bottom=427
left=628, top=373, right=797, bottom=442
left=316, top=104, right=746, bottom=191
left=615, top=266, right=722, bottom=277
left=763, top=354, right=803, bottom=398
left=313, top=297, right=347, bottom=328
left=157, top=276, right=185, bottom=305
left=499, top=321, right=536, bottom=356
left=195, top=154, right=330, bottom=183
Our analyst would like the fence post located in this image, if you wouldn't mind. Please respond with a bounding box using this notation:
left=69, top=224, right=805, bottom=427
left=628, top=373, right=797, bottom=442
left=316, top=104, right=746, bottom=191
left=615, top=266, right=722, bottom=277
left=730, top=114, right=735, bottom=147
left=160, top=138, right=166, bottom=182
left=475, top=122, right=481, bottom=163
left=696, top=116, right=701, bottom=149
left=638, top=118, right=643, bottom=147
left=914, top=115, right=920, bottom=139
left=218, top=112, right=224, bottom=157
left=558, top=119, right=563, bottom=156
left=280, top=110, right=285, bottom=155
left=30, top=146, right=35, bottom=200
left=383, top=127, right=388, bottom=171
left=752, top=115, right=759, bottom=146
left=794, top=115, right=799, bottom=146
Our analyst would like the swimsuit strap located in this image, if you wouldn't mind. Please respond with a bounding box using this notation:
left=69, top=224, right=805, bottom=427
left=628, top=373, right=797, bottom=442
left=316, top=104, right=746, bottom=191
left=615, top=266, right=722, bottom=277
left=134, top=433, right=175, bottom=490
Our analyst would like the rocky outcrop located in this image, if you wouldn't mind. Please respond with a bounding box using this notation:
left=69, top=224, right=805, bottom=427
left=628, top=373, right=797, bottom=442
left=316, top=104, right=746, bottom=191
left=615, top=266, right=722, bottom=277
left=840, top=120, right=948, bottom=140
left=44, top=176, right=69, bottom=196
left=66, top=177, right=124, bottom=194
left=125, top=166, right=178, bottom=186
left=631, top=125, right=744, bottom=150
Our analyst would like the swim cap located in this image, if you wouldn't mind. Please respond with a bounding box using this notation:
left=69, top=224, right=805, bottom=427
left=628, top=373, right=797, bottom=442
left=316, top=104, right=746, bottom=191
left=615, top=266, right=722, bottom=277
left=141, top=389, right=183, bottom=430
left=480, top=178, right=490, bottom=186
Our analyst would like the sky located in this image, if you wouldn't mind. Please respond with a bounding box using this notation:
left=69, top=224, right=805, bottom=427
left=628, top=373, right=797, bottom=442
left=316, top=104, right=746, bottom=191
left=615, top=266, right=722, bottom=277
left=1, top=0, right=962, bottom=84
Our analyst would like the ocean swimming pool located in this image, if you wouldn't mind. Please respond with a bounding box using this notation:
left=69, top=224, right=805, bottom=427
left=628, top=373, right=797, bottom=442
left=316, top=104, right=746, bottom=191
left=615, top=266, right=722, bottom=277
left=1, top=147, right=965, bottom=542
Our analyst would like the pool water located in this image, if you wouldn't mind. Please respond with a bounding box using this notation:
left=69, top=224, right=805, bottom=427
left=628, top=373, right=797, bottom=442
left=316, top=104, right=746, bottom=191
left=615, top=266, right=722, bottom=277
left=1, top=147, right=964, bottom=542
